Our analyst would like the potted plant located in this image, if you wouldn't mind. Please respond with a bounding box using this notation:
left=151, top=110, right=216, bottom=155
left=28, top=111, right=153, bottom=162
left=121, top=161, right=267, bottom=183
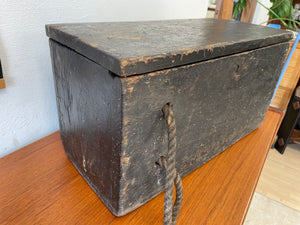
left=233, top=0, right=300, bottom=31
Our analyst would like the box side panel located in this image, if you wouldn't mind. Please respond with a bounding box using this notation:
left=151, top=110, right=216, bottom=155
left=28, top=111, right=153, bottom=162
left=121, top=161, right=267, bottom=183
left=49, top=40, right=122, bottom=215
left=119, top=42, right=289, bottom=214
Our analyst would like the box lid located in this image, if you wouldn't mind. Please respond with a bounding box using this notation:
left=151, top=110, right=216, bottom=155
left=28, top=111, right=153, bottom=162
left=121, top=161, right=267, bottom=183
left=46, top=18, right=292, bottom=77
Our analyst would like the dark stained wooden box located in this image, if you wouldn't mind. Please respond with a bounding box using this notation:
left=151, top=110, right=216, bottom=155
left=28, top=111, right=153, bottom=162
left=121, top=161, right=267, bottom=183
left=46, top=19, right=292, bottom=216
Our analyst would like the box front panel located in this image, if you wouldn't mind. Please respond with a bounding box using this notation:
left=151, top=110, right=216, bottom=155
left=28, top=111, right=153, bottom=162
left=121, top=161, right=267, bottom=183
left=119, top=42, right=289, bottom=214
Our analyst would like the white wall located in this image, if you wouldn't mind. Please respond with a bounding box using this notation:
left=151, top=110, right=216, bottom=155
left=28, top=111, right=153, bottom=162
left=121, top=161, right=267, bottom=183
left=0, top=0, right=209, bottom=157
left=252, top=0, right=273, bottom=25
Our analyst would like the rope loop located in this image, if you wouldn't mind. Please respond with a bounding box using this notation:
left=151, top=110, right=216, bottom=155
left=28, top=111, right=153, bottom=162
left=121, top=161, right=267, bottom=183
left=162, top=102, right=183, bottom=225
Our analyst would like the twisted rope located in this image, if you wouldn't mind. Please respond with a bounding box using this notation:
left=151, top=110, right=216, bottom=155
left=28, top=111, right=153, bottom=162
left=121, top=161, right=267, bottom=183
left=162, top=102, right=183, bottom=225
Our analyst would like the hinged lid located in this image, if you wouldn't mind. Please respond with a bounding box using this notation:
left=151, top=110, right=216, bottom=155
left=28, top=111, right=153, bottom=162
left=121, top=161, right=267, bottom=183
left=46, top=18, right=292, bottom=77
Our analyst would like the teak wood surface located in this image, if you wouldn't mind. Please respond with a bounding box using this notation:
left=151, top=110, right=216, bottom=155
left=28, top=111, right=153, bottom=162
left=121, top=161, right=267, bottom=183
left=220, top=0, right=234, bottom=20
left=270, top=42, right=300, bottom=111
left=0, top=78, right=5, bottom=89
left=0, top=108, right=283, bottom=225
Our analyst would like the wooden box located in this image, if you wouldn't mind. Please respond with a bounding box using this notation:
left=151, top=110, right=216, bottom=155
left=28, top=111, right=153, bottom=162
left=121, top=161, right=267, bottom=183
left=46, top=19, right=292, bottom=216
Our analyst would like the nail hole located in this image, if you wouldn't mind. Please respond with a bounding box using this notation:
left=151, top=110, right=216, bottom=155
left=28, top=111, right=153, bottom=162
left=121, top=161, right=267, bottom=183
left=155, top=156, right=166, bottom=167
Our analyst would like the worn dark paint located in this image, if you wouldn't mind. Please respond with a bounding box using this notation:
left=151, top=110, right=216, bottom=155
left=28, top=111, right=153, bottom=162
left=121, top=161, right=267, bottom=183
left=49, top=39, right=123, bottom=213
left=49, top=41, right=289, bottom=216
left=275, top=95, right=300, bottom=154
left=119, top=43, right=289, bottom=214
left=47, top=19, right=292, bottom=217
left=46, top=19, right=292, bottom=77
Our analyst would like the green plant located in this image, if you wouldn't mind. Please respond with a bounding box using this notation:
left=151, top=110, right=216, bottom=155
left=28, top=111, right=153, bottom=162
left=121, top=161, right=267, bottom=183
left=232, top=0, right=300, bottom=31
left=233, top=0, right=247, bottom=18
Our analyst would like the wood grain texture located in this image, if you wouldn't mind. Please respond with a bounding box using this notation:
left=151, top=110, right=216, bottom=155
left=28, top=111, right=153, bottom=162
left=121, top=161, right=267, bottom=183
left=270, top=42, right=300, bottom=111
left=46, top=19, right=292, bottom=76
left=50, top=39, right=123, bottom=215
left=214, top=0, right=223, bottom=18
left=240, top=0, right=257, bottom=23
left=0, top=108, right=283, bottom=225
left=0, top=78, right=5, bottom=89
left=49, top=37, right=289, bottom=216
left=221, top=0, right=234, bottom=20
left=119, top=43, right=288, bottom=215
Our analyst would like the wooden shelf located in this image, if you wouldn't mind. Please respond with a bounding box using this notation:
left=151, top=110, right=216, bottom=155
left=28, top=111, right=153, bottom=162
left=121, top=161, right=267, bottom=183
left=0, top=78, right=5, bottom=89
left=271, top=42, right=300, bottom=111
left=0, top=108, right=283, bottom=225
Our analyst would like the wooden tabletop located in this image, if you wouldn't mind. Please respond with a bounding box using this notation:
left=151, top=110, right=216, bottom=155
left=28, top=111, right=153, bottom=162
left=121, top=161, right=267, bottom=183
left=270, top=41, right=300, bottom=111
left=0, top=108, right=283, bottom=225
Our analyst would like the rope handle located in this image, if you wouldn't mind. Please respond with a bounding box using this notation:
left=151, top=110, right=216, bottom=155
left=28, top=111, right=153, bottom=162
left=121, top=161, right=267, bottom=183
left=161, top=103, right=183, bottom=225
